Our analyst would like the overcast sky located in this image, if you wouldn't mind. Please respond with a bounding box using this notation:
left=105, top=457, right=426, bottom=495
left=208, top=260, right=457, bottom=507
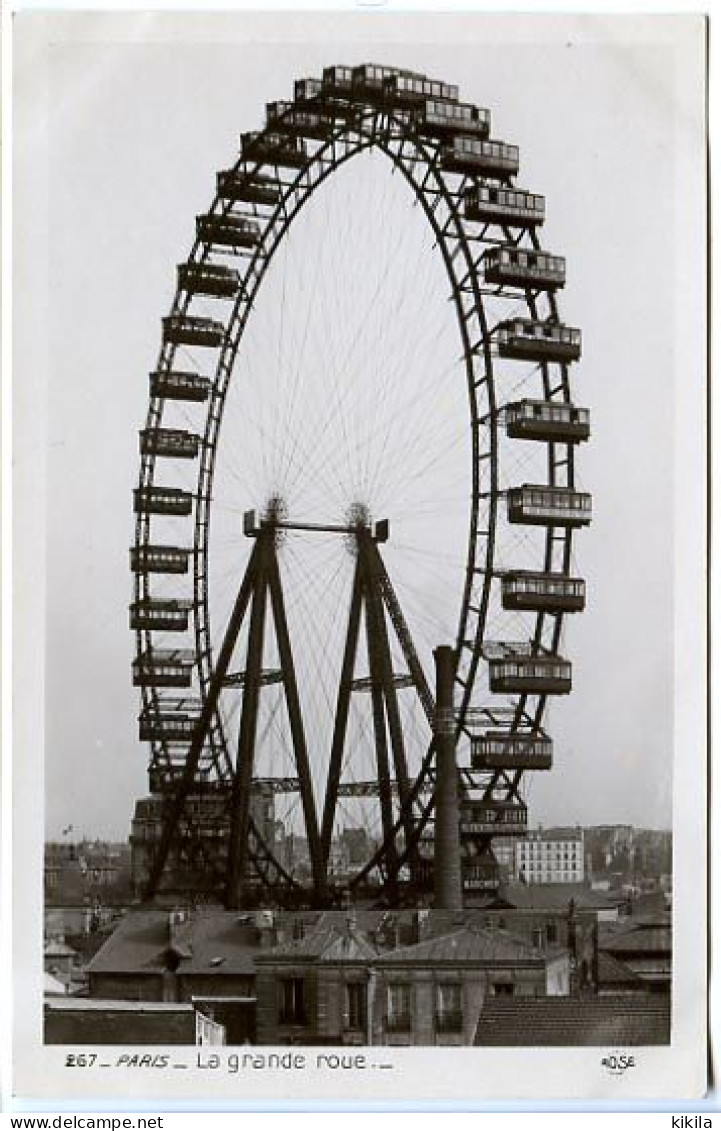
left=13, top=13, right=705, bottom=841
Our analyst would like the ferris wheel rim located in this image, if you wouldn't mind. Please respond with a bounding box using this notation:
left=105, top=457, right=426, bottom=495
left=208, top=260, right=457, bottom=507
left=131, top=69, right=583, bottom=898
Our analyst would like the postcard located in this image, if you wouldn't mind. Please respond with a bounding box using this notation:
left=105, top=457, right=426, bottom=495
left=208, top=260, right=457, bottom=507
left=10, top=9, right=708, bottom=1105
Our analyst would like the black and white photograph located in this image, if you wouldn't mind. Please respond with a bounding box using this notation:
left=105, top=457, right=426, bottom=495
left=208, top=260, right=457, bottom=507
left=11, top=9, right=707, bottom=1103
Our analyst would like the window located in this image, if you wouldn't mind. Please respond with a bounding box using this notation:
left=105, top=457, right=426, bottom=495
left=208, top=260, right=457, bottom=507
left=387, top=982, right=411, bottom=1032
left=436, top=983, right=463, bottom=1033
left=345, top=982, right=367, bottom=1031
left=493, top=982, right=514, bottom=996
left=279, top=977, right=307, bottom=1025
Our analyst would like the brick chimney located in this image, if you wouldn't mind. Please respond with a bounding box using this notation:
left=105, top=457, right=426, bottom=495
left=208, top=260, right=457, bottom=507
left=168, top=904, right=192, bottom=950
left=567, top=898, right=579, bottom=997
left=591, top=917, right=600, bottom=994
left=342, top=907, right=358, bottom=941
left=415, top=909, right=431, bottom=943
left=255, top=908, right=276, bottom=949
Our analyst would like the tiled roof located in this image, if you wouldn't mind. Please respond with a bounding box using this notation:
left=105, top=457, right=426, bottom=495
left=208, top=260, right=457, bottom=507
left=256, top=918, right=378, bottom=963
left=87, top=908, right=261, bottom=976
left=524, top=827, right=584, bottom=842
left=623, top=958, right=671, bottom=982
left=596, top=952, right=643, bottom=986
left=474, top=995, right=671, bottom=1046
left=314, top=931, right=378, bottom=962
left=500, top=883, right=623, bottom=911
left=629, top=909, right=671, bottom=928
left=376, top=926, right=558, bottom=966
left=176, top=915, right=264, bottom=974
left=600, top=925, right=671, bottom=956
left=66, top=926, right=118, bottom=964
left=253, top=927, right=339, bottom=962
left=629, top=891, right=670, bottom=918
left=86, top=909, right=170, bottom=974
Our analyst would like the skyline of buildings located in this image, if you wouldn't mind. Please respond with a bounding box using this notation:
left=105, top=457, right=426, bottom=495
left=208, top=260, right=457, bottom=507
left=45, top=787, right=674, bottom=844
left=45, top=820, right=673, bottom=919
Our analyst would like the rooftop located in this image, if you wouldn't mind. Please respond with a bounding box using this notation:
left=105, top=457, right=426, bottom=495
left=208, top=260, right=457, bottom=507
left=522, top=827, right=584, bottom=842
left=599, top=923, right=671, bottom=956
left=375, top=925, right=563, bottom=967
left=500, top=883, right=625, bottom=912
left=44, top=998, right=196, bottom=1013
left=86, top=907, right=262, bottom=977
left=596, top=951, right=644, bottom=987
left=474, top=995, right=671, bottom=1046
left=256, top=914, right=378, bottom=964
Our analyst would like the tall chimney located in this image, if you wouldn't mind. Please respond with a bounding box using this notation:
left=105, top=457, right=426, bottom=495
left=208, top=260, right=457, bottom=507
left=433, top=645, right=463, bottom=910
left=591, top=917, right=600, bottom=994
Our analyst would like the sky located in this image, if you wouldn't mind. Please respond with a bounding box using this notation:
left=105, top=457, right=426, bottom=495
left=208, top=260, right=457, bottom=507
left=12, top=12, right=705, bottom=841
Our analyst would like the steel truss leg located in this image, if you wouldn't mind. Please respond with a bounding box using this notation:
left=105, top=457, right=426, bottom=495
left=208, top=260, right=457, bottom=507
left=142, top=540, right=261, bottom=902
left=360, top=539, right=420, bottom=887
left=362, top=558, right=400, bottom=903
left=226, top=539, right=269, bottom=907
left=266, top=544, right=325, bottom=901
left=321, top=555, right=364, bottom=867
left=366, top=538, right=434, bottom=726
left=322, top=535, right=433, bottom=899
left=147, top=530, right=330, bottom=907
left=364, top=606, right=398, bottom=904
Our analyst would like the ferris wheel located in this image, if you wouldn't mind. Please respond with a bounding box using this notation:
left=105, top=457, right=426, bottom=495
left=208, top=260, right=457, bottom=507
left=130, top=63, right=591, bottom=908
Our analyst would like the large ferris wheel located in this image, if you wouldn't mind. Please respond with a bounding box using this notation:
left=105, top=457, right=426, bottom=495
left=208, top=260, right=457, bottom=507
left=129, top=63, right=591, bottom=908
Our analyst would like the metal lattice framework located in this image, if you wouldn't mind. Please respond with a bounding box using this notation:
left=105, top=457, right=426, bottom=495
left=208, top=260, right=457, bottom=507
left=130, top=64, right=590, bottom=906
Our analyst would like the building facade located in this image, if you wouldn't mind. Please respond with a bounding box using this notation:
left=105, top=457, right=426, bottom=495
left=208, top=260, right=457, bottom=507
left=516, top=828, right=585, bottom=884
left=254, top=917, right=571, bottom=1047
left=86, top=906, right=262, bottom=1042
left=78, top=906, right=663, bottom=1047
